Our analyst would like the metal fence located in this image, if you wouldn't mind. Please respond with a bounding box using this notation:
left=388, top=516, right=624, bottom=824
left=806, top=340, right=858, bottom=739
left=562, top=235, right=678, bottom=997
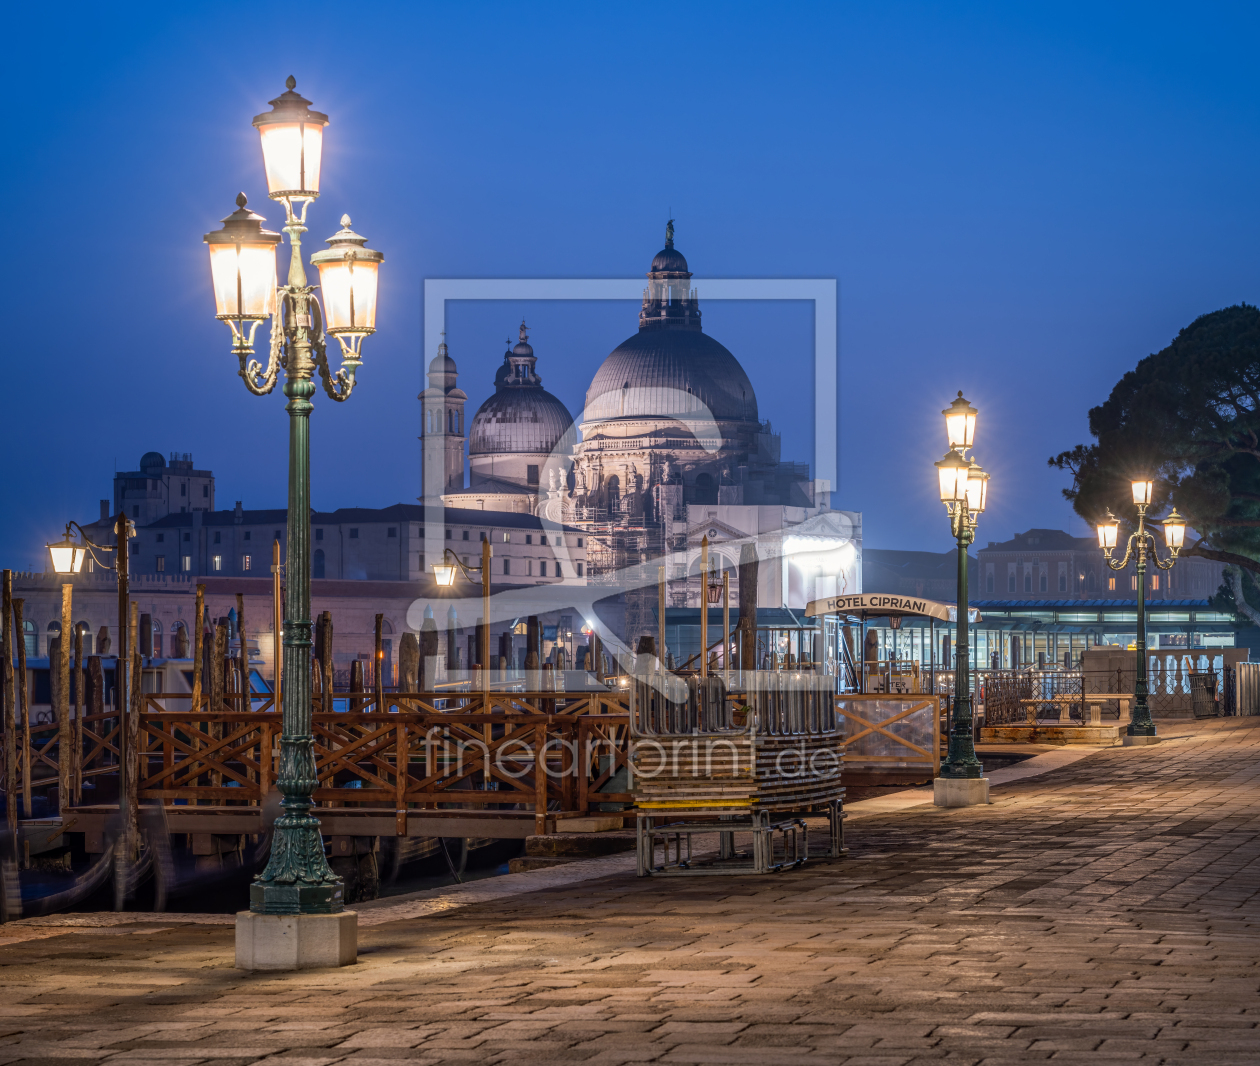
left=1233, top=662, right=1260, bottom=716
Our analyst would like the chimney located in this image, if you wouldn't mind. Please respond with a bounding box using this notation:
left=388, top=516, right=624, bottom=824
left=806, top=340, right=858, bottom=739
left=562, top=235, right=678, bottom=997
left=234, top=501, right=243, bottom=524
left=100, top=500, right=109, bottom=521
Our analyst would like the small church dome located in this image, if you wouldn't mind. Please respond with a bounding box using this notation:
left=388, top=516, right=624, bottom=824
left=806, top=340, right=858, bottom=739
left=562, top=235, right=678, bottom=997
left=469, top=322, right=574, bottom=457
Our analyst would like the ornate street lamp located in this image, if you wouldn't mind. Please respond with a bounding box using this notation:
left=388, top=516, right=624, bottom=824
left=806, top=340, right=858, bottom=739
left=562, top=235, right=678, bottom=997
left=933, top=393, right=989, bottom=795
left=431, top=542, right=492, bottom=701
left=205, top=77, right=385, bottom=936
left=1096, top=488, right=1184, bottom=743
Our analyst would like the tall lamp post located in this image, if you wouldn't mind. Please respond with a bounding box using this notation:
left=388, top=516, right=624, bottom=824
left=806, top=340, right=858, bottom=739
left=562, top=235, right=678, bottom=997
left=204, top=77, right=383, bottom=968
left=933, top=392, right=991, bottom=807
left=433, top=541, right=492, bottom=703
left=1096, top=484, right=1185, bottom=745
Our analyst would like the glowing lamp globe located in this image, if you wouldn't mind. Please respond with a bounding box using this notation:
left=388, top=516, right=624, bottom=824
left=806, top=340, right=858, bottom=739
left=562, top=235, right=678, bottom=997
left=204, top=193, right=281, bottom=321
left=252, top=76, right=329, bottom=203
left=942, top=391, right=978, bottom=452
left=1131, top=479, right=1154, bottom=507
left=1162, top=508, right=1187, bottom=551
left=432, top=562, right=457, bottom=587
left=1096, top=510, right=1120, bottom=551
left=935, top=450, right=970, bottom=504
left=47, top=532, right=87, bottom=575
left=964, top=459, right=989, bottom=514
left=310, top=216, right=384, bottom=337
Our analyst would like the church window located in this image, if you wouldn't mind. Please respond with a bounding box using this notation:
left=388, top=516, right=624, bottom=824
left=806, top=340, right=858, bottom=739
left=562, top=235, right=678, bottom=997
left=503, top=559, right=511, bottom=576
left=527, top=465, right=539, bottom=486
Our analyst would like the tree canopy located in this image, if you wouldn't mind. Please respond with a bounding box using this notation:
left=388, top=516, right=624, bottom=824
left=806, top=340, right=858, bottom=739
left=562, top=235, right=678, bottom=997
left=1049, top=303, right=1260, bottom=620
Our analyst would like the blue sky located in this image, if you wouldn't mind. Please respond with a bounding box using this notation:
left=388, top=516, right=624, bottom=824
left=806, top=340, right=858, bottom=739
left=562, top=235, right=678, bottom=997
left=4, top=1, right=1259, bottom=569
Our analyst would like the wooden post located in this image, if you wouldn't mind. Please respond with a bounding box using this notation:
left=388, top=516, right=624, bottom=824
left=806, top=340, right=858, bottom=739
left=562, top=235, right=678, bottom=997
left=73, top=618, right=84, bottom=804
left=13, top=600, right=30, bottom=825
left=322, top=611, right=334, bottom=713
left=723, top=571, right=730, bottom=678
left=737, top=541, right=758, bottom=675
left=700, top=536, right=709, bottom=679
left=127, top=602, right=140, bottom=849
left=87, top=656, right=104, bottom=762
left=481, top=538, right=492, bottom=706
left=592, top=630, right=602, bottom=682
left=236, top=592, right=249, bottom=711
left=526, top=615, right=540, bottom=685
left=374, top=614, right=385, bottom=712
left=191, top=584, right=205, bottom=711
left=2, top=572, right=14, bottom=838
left=210, top=622, right=226, bottom=788
left=58, top=584, right=72, bottom=815
left=658, top=565, right=666, bottom=674
left=349, top=659, right=365, bottom=713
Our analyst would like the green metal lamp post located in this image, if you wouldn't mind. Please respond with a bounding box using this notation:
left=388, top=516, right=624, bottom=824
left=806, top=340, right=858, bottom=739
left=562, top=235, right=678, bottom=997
left=1096, top=485, right=1186, bottom=742
left=935, top=392, right=989, bottom=780
left=204, top=77, right=384, bottom=916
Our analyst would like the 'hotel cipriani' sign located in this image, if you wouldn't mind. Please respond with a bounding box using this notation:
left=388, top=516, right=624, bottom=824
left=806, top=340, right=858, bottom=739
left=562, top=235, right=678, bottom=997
left=804, top=594, right=981, bottom=623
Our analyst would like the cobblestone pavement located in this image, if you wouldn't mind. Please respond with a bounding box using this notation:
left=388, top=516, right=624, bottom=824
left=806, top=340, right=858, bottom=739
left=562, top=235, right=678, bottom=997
left=0, top=716, right=1255, bottom=1065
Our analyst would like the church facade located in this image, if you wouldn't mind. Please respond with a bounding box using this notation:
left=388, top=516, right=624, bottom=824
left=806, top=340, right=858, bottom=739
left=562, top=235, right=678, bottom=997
left=424, top=224, right=861, bottom=614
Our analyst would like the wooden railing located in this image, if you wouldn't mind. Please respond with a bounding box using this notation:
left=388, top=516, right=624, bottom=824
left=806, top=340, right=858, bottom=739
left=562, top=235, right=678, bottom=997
left=4, top=692, right=631, bottom=833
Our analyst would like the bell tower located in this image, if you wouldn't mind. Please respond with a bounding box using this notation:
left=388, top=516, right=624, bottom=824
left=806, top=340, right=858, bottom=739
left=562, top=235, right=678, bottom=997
left=419, top=335, right=467, bottom=497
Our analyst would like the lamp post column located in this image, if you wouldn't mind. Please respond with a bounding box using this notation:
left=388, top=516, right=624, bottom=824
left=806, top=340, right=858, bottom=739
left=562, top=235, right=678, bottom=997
left=1131, top=514, right=1154, bottom=738
left=249, top=232, right=342, bottom=916
left=942, top=519, right=982, bottom=777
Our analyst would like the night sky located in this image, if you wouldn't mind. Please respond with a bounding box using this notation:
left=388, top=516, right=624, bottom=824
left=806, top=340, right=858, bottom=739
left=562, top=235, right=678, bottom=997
left=4, top=2, right=1259, bottom=570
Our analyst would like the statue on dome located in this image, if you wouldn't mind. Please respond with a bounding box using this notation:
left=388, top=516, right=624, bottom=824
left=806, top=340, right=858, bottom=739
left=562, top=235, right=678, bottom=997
left=665, top=219, right=674, bottom=247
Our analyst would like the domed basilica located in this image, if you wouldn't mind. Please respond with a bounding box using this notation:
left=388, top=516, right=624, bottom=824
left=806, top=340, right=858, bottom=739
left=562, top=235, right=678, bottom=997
left=421, top=223, right=855, bottom=605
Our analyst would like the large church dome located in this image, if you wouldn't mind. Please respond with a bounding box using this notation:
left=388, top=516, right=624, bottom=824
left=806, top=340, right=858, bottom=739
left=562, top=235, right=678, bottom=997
left=469, top=323, right=575, bottom=456
left=583, top=225, right=759, bottom=425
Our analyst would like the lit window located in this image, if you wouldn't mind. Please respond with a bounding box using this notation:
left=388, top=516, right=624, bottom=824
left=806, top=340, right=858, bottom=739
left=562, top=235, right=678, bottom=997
left=501, top=532, right=510, bottom=542
left=156, top=555, right=166, bottom=572
left=1108, top=577, right=1116, bottom=591
left=1131, top=575, right=1137, bottom=590
left=1151, top=575, right=1159, bottom=590
left=243, top=555, right=252, bottom=570
left=181, top=556, right=191, bottom=572
left=213, top=555, right=223, bottom=571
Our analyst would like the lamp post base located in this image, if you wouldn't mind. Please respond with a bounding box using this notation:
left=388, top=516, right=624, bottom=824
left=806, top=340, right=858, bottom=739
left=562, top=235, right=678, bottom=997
left=934, top=776, right=990, bottom=808
left=234, top=911, right=357, bottom=971
left=1122, top=734, right=1160, bottom=747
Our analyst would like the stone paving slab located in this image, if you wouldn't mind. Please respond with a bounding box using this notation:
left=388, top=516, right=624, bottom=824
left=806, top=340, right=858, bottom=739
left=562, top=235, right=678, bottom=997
left=0, top=716, right=1256, bottom=1064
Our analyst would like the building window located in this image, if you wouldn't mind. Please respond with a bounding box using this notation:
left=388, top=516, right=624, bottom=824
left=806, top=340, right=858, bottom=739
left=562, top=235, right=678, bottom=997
left=203, top=485, right=209, bottom=498
left=1059, top=574, right=1067, bottom=592
left=446, top=529, right=452, bottom=539
left=418, top=554, right=424, bottom=572
left=388, top=527, right=397, bottom=538
left=181, top=556, right=191, bottom=572
left=501, top=532, right=510, bottom=542
left=183, top=532, right=191, bottom=542
left=181, top=483, right=186, bottom=497
left=525, top=534, right=533, bottom=545
left=463, top=556, right=469, bottom=566
left=1130, top=575, right=1137, bottom=590
left=130, top=542, right=139, bottom=555
left=274, top=530, right=281, bottom=541
left=132, top=505, right=139, bottom=518
left=213, top=555, right=223, bottom=571
left=527, top=465, right=539, bottom=486
left=315, top=528, right=323, bottom=541
left=462, top=530, right=469, bottom=540
left=1008, top=574, right=1015, bottom=592
left=156, top=533, right=164, bottom=543
left=214, top=532, right=221, bottom=544
left=1039, top=574, right=1047, bottom=593
left=479, top=531, right=486, bottom=541
left=528, top=560, right=534, bottom=576
left=313, top=549, right=325, bottom=579
left=503, top=559, right=511, bottom=576
left=156, top=555, right=166, bottom=572
left=1151, top=575, right=1159, bottom=590
left=349, top=528, right=359, bottom=539
left=242, top=555, right=252, bottom=571
left=577, top=562, right=583, bottom=577
left=1088, top=571, right=1096, bottom=591
left=540, top=561, right=547, bottom=578
left=1109, top=577, right=1116, bottom=591
left=243, top=531, right=251, bottom=541
left=577, top=538, right=583, bottom=547
left=986, top=574, right=994, bottom=593
left=540, top=536, right=548, bottom=546
left=1024, top=573, right=1031, bottom=592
